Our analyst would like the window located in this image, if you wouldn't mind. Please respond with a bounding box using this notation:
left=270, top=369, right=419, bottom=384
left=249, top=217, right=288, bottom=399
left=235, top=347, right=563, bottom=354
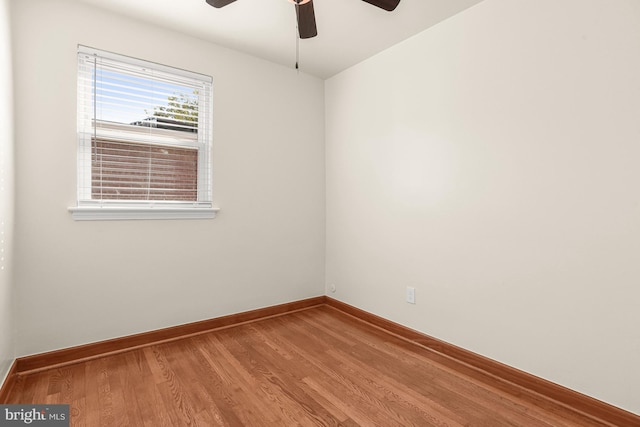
left=70, top=46, right=217, bottom=220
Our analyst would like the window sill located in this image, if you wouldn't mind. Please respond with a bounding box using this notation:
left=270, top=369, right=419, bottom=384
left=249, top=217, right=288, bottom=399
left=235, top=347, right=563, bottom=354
left=68, top=206, right=220, bottom=221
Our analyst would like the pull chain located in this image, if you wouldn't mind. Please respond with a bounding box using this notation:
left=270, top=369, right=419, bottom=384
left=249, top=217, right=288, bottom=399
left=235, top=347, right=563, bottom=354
left=294, top=0, right=300, bottom=72
left=295, top=28, right=300, bottom=71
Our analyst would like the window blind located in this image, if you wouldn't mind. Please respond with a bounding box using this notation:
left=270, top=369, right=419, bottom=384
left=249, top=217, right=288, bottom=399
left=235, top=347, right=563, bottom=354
left=76, top=46, right=213, bottom=208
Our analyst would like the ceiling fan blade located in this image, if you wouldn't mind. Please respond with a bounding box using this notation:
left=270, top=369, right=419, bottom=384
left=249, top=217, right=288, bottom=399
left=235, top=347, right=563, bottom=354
left=295, top=1, right=318, bottom=39
left=361, top=0, right=401, bottom=12
left=205, top=0, right=237, bottom=8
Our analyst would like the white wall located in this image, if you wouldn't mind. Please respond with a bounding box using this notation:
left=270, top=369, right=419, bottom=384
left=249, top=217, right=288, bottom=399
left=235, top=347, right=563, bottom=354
left=10, top=0, right=325, bottom=356
left=0, top=0, right=15, bottom=385
left=326, top=0, right=640, bottom=415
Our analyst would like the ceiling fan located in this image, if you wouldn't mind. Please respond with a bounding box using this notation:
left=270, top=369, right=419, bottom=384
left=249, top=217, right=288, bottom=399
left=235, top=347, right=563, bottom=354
left=205, top=0, right=401, bottom=39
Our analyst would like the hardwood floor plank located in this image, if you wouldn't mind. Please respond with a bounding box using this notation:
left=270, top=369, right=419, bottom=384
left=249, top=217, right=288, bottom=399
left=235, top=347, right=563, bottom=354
left=204, top=334, right=286, bottom=426
left=220, top=327, right=336, bottom=426
left=264, top=316, right=442, bottom=426
left=367, top=342, right=563, bottom=427
left=386, top=336, right=613, bottom=427
left=170, top=339, right=241, bottom=427
left=301, top=376, right=396, bottom=427
left=325, top=348, right=470, bottom=427
left=119, top=354, right=154, bottom=427
left=283, top=312, right=479, bottom=425
left=317, top=306, right=613, bottom=426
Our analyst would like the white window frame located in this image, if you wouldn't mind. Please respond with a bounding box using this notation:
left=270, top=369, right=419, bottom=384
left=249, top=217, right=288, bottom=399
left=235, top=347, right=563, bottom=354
left=69, top=46, right=218, bottom=221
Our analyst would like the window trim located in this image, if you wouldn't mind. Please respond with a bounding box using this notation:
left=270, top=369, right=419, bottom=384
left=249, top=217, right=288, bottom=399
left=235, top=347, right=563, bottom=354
left=71, top=45, right=217, bottom=221
left=68, top=204, right=220, bottom=221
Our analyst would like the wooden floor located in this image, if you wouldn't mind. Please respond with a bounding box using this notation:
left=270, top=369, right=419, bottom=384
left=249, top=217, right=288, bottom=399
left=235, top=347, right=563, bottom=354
left=6, top=306, right=613, bottom=426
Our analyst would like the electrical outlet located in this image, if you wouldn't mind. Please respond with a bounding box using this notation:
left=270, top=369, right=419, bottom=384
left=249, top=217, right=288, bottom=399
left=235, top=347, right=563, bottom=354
left=329, top=283, right=336, bottom=293
left=406, top=286, right=415, bottom=304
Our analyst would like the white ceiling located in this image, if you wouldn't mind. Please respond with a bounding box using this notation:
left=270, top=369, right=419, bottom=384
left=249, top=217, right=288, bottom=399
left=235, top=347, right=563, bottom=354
left=75, top=0, right=484, bottom=79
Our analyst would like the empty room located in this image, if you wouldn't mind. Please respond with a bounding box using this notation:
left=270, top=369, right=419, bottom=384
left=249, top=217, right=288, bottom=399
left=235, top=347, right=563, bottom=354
left=1, top=0, right=639, bottom=425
